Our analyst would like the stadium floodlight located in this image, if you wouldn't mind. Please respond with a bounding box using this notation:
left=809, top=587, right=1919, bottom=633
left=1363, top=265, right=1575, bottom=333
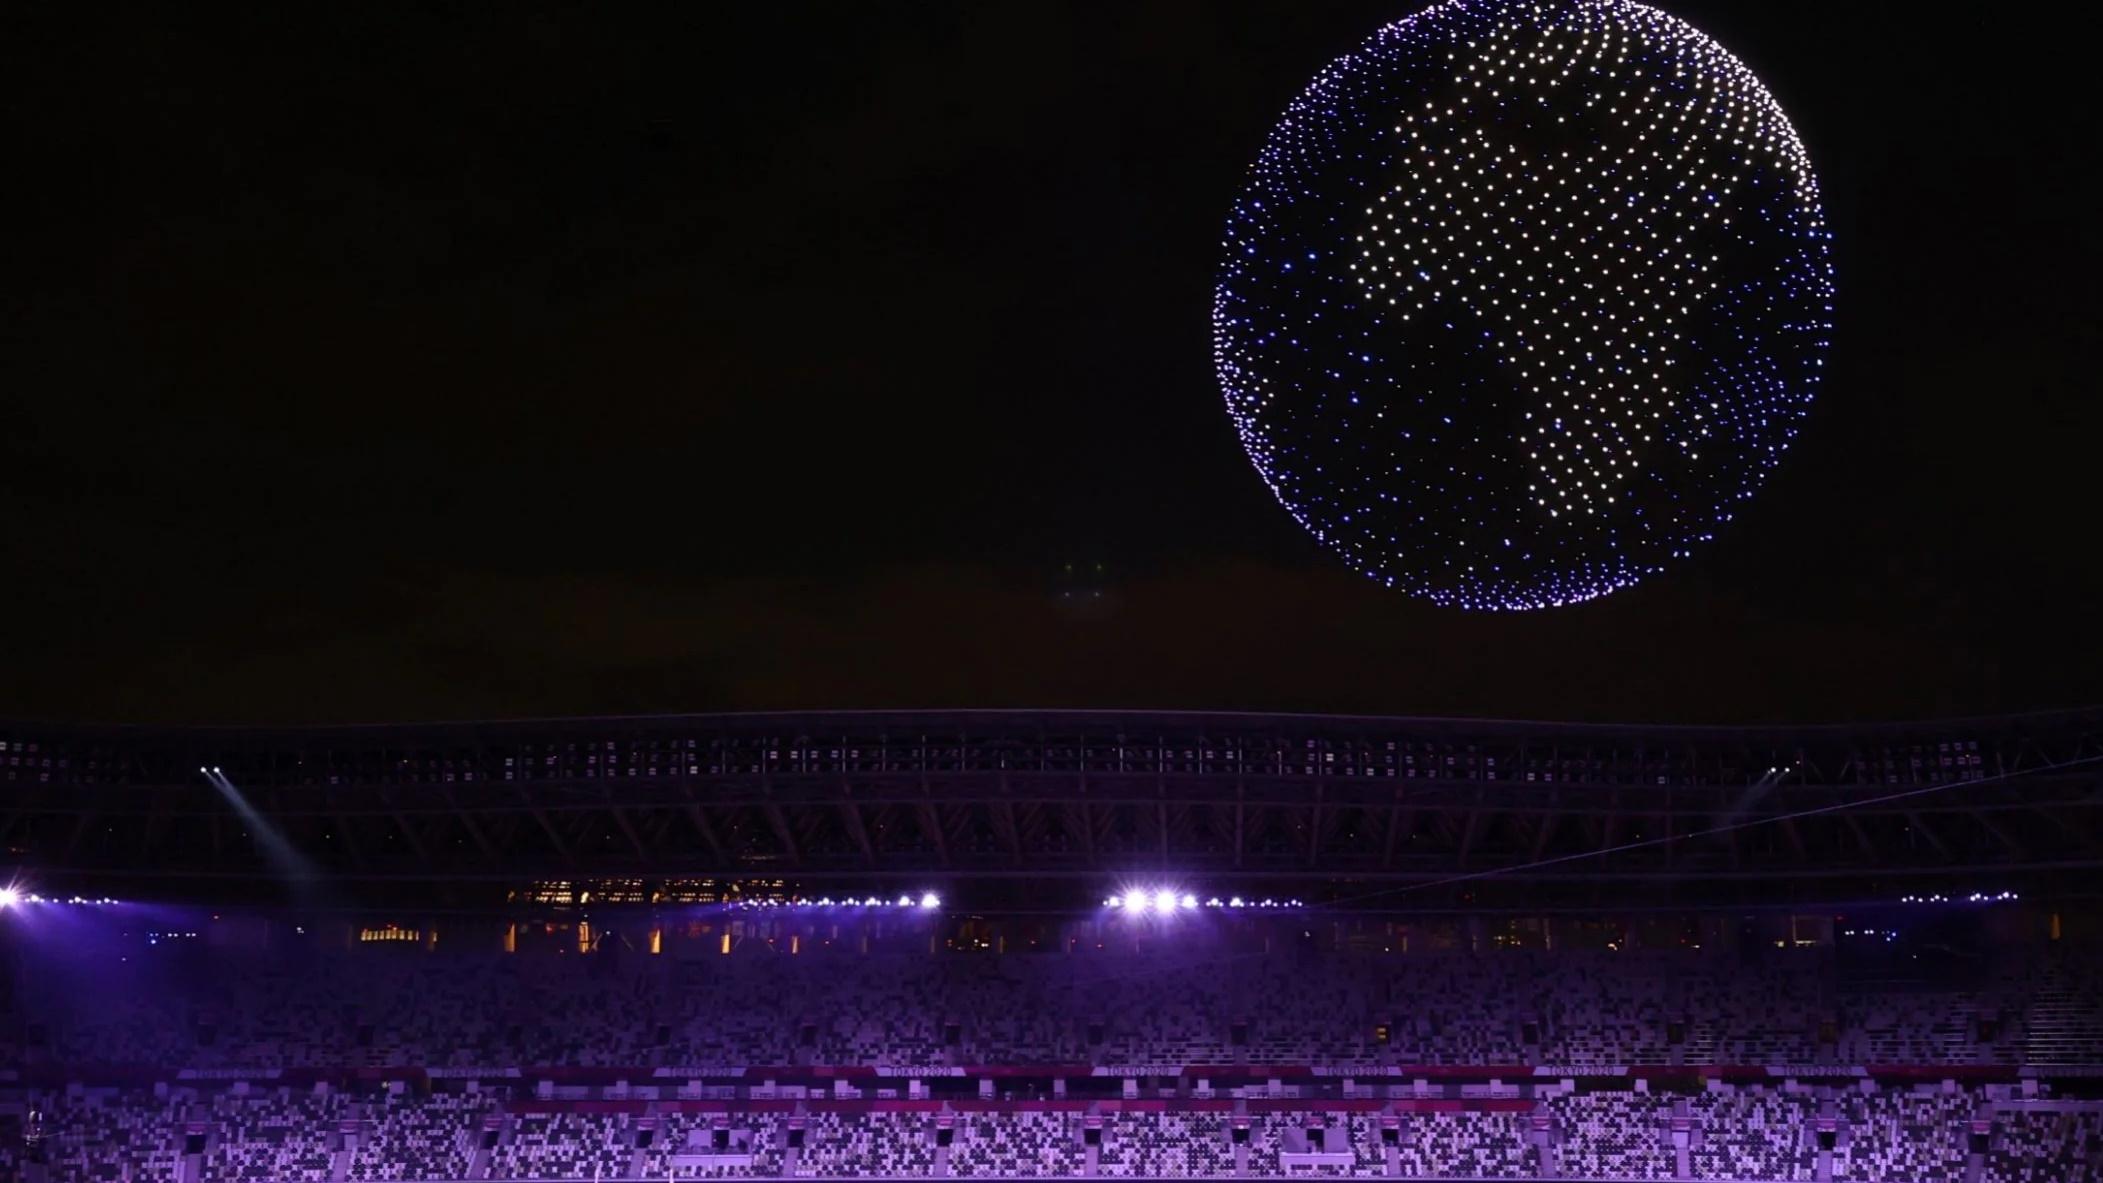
left=0, top=887, right=17, bottom=909
left=919, top=893, right=941, bottom=909
left=1152, top=889, right=1177, bottom=915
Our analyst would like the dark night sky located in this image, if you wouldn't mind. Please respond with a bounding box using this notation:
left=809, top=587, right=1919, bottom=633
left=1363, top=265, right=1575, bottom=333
left=2, top=3, right=2097, bottom=726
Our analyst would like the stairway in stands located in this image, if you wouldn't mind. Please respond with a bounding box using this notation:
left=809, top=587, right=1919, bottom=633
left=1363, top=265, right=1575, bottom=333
left=2020, top=967, right=2103, bottom=1066
left=1927, top=999, right=1985, bottom=1064
left=1679, top=1018, right=1722, bottom=1065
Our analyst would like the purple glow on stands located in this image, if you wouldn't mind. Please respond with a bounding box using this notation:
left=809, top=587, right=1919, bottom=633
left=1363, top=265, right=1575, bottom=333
left=1213, top=0, right=1834, bottom=609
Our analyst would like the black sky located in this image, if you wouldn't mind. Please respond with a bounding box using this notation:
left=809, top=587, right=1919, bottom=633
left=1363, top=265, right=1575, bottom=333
left=2, top=3, right=2097, bottom=726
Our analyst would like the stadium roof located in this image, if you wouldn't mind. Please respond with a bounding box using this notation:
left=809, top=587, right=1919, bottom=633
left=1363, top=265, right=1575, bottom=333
left=5, top=707, right=2101, bottom=911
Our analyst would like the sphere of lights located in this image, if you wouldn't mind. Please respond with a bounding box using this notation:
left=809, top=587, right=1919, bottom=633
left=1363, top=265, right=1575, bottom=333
left=1213, top=0, right=1834, bottom=609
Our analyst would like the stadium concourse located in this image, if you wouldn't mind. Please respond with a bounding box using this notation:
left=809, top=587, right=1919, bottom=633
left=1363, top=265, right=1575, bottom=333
left=3, top=708, right=2103, bottom=1182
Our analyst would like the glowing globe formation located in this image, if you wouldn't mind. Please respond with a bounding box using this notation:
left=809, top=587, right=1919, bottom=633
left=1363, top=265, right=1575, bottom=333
left=1213, top=0, right=1834, bottom=609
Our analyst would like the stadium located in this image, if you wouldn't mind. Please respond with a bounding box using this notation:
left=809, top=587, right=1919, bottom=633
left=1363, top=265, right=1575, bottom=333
left=4, top=707, right=2102, bottom=1182
left=5, top=0, right=2099, bottom=1181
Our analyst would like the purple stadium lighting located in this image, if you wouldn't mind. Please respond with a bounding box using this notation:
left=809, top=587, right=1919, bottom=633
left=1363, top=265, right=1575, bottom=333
left=1901, top=891, right=2019, bottom=905
left=1213, top=0, right=1834, bottom=609
left=1108, top=886, right=1305, bottom=916
left=1105, top=886, right=1192, bottom=917
left=0, top=890, right=116, bottom=908
left=727, top=892, right=946, bottom=912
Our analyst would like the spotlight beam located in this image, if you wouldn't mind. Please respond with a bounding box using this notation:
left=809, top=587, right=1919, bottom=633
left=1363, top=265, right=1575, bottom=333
left=202, top=768, right=319, bottom=887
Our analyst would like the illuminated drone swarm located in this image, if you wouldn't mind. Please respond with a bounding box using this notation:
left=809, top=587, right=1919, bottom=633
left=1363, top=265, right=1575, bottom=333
left=1213, top=0, right=1833, bottom=609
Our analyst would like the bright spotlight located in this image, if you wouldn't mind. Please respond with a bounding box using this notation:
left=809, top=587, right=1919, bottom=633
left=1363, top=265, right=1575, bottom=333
left=1105, top=895, right=1123, bottom=909
left=0, top=887, right=18, bottom=909
left=1180, top=894, right=1198, bottom=910
left=896, top=895, right=912, bottom=907
left=919, top=892, right=941, bottom=909
left=1152, top=889, right=1177, bottom=915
